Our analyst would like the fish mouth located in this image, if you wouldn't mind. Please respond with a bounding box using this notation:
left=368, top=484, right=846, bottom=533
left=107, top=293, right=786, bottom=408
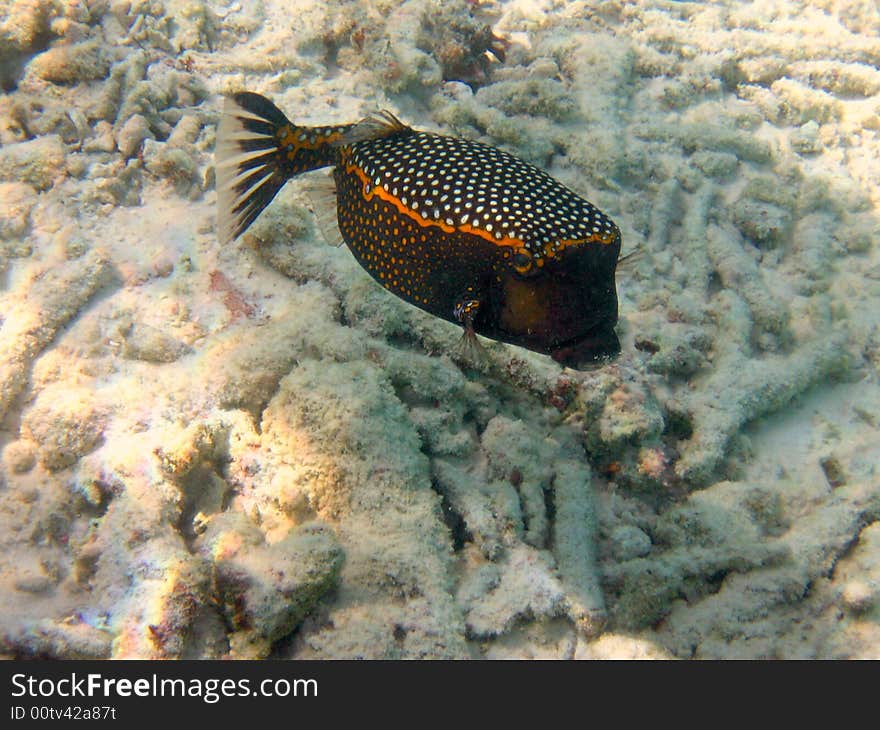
left=549, top=326, right=621, bottom=368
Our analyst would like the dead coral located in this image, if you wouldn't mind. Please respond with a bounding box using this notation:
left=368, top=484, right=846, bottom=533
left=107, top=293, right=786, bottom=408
left=380, top=0, right=506, bottom=92
left=200, top=513, right=343, bottom=659
left=0, top=250, right=115, bottom=422
left=424, top=1, right=507, bottom=87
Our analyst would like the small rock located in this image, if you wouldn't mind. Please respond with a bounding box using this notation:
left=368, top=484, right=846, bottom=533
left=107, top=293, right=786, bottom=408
left=731, top=197, right=792, bottom=248
left=121, top=323, right=191, bottom=363
left=13, top=560, right=58, bottom=594
left=15, top=573, right=54, bottom=594
left=167, top=115, right=201, bottom=147
left=142, top=139, right=199, bottom=195
left=609, top=525, right=653, bottom=560
left=690, top=150, right=739, bottom=179
left=0, top=134, right=66, bottom=191
left=0, top=181, right=38, bottom=239
left=151, top=254, right=174, bottom=278
left=0, top=1, right=52, bottom=52
left=819, top=455, right=846, bottom=488
left=2, top=439, right=37, bottom=474
left=3, top=618, right=111, bottom=659
left=116, top=114, right=153, bottom=159
left=441, top=81, right=473, bottom=101
left=584, top=377, right=665, bottom=456
left=28, top=40, right=111, bottom=84
left=200, top=514, right=343, bottom=658
left=791, top=120, right=822, bottom=154
left=22, top=387, right=106, bottom=471
left=841, top=580, right=876, bottom=613
left=83, top=121, right=117, bottom=153
left=527, top=57, right=561, bottom=79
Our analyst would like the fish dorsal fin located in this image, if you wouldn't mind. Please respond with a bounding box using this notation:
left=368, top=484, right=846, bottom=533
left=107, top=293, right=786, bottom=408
left=300, top=170, right=344, bottom=247
left=334, top=109, right=411, bottom=146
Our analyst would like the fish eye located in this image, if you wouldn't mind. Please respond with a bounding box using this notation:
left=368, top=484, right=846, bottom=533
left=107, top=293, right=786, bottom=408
left=512, top=250, right=532, bottom=274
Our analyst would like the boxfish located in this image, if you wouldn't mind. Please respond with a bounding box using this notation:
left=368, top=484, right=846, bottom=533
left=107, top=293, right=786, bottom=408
left=215, top=92, right=622, bottom=367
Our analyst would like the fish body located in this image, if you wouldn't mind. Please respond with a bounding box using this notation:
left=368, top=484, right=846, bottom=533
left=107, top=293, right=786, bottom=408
left=216, top=92, right=621, bottom=367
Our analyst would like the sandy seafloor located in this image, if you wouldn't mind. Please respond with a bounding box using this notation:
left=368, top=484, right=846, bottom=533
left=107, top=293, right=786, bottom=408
left=0, top=0, right=878, bottom=660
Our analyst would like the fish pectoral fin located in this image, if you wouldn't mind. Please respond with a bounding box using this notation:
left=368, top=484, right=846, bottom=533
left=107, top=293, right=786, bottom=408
left=616, top=245, right=645, bottom=275
left=454, top=325, right=488, bottom=367
left=453, top=294, right=482, bottom=330
left=451, top=292, right=489, bottom=364
left=300, top=171, right=344, bottom=247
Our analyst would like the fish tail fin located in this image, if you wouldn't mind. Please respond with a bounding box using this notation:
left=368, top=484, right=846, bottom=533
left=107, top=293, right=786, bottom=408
left=215, top=92, right=346, bottom=244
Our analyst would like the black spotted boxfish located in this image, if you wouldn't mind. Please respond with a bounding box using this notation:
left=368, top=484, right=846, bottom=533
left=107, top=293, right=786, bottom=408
left=216, top=92, right=622, bottom=367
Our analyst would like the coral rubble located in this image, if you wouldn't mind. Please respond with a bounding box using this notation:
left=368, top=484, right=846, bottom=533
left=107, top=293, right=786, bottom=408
left=0, top=0, right=878, bottom=660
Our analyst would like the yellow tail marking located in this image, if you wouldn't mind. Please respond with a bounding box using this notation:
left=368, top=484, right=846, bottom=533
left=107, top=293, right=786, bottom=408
left=278, top=126, right=343, bottom=159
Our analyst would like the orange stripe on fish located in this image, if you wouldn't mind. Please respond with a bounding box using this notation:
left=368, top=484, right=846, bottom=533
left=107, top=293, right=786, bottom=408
left=344, top=161, right=527, bottom=250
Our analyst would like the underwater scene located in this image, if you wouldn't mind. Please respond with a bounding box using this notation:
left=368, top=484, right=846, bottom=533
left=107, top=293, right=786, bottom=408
left=0, top=0, right=878, bottom=660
